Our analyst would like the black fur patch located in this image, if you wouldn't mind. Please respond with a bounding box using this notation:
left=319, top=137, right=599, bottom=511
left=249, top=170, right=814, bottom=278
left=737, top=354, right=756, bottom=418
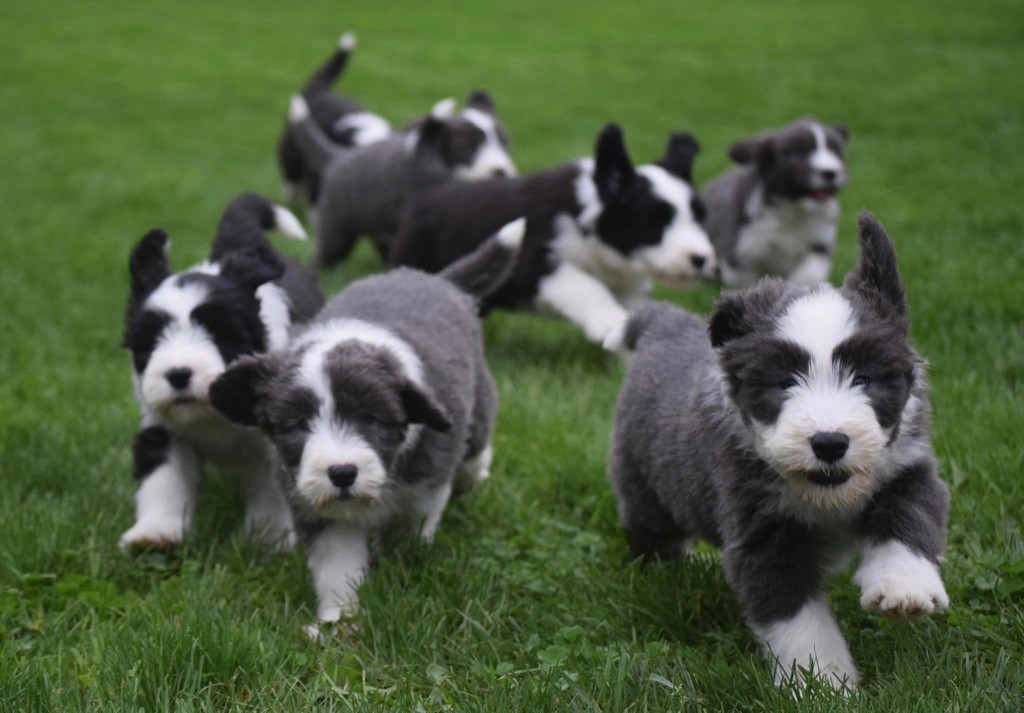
left=595, top=173, right=675, bottom=255
left=124, top=309, right=171, bottom=373
left=722, top=338, right=812, bottom=424
left=832, top=331, right=914, bottom=430
left=132, top=426, right=172, bottom=480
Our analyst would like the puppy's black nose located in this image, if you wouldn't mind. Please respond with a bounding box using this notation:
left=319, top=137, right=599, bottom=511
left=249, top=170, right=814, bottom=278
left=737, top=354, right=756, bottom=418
left=327, top=464, right=358, bottom=488
left=810, top=432, right=849, bottom=463
left=165, top=367, right=193, bottom=390
left=820, top=169, right=837, bottom=183
left=690, top=254, right=707, bottom=269
left=492, top=168, right=508, bottom=178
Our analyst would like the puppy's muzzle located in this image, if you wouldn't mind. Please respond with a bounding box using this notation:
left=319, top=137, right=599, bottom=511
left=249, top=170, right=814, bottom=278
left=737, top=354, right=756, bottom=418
left=327, top=463, right=358, bottom=490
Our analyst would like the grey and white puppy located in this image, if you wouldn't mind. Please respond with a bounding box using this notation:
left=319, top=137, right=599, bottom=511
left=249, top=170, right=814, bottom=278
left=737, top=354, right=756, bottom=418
left=703, top=118, right=849, bottom=288
left=288, top=92, right=517, bottom=269
left=606, top=213, right=949, bottom=690
left=209, top=218, right=524, bottom=628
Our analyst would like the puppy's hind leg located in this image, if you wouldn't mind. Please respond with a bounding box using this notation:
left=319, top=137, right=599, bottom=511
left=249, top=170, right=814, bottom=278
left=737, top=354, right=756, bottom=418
left=414, top=481, right=454, bottom=544
left=311, top=210, right=360, bottom=271
left=453, top=443, right=493, bottom=497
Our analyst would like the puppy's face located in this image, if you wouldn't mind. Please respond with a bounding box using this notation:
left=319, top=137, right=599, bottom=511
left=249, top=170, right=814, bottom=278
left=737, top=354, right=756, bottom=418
left=730, top=118, right=849, bottom=203
left=711, top=214, right=915, bottom=511
left=123, top=231, right=281, bottom=425
left=590, top=125, right=717, bottom=285
left=210, top=334, right=451, bottom=523
left=417, top=92, right=517, bottom=180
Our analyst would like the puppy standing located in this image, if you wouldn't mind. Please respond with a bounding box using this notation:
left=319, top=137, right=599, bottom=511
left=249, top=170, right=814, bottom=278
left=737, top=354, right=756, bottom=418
left=210, top=219, right=524, bottom=627
left=288, top=91, right=517, bottom=268
left=277, top=32, right=392, bottom=208
left=607, top=214, right=949, bottom=689
left=121, top=193, right=324, bottom=550
left=703, top=118, right=849, bottom=288
left=390, top=124, right=716, bottom=344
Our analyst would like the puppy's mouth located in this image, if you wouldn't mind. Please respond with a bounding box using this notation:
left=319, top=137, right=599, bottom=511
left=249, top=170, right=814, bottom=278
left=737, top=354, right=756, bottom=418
left=804, top=469, right=851, bottom=487
left=810, top=189, right=838, bottom=202
left=172, top=395, right=199, bottom=405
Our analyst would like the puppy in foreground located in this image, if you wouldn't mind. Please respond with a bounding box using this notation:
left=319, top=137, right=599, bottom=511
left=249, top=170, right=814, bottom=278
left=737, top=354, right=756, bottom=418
left=703, top=117, right=849, bottom=288
left=210, top=219, right=524, bottom=629
left=121, top=193, right=324, bottom=550
left=606, top=213, right=949, bottom=690
left=277, top=32, right=392, bottom=210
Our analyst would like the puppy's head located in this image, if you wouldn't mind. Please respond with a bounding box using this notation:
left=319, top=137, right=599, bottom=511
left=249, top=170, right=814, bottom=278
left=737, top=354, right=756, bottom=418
left=123, top=230, right=282, bottom=426
left=588, top=125, right=717, bottom=285
left=710, top=213, right=916, bottom=512
left=413, top=93, right=517, bottom=180
left=209, top=334, right=451, bottom=523
left=729, top=117, right=849, bottom=203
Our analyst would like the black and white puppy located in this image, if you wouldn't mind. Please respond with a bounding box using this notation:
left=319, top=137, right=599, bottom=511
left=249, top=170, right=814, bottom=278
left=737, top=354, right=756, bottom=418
left=606, top=213, right=949, bottom=690
left=120, top=193, right=324, bottom=551
left=277, top=32, right=392, bottom=208
left=288, top=91, right=517, bottom=268
left=390, top=124, right=716, bottom=344
left=703, top=118, right=849, bottom=288
left=209, top=219, right=524, bottom=628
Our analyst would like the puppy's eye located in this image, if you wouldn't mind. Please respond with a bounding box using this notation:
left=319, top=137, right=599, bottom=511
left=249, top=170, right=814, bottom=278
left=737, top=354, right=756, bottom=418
left=852, top=376, right=871, bottom=388
left=277, top=418, right=307, bottom=433
left=781, top=377, right=799, bottom=390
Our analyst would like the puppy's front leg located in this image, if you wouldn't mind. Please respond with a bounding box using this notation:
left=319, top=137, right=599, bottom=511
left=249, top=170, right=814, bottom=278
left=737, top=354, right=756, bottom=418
left=120, top=426, right=201, bottom=551
left=307, top=522, right=370, bottom=623
left=414, top=482, right=453, bottom=544
left=536, top=263, right=629, bottom=343
left=724, top=524, right=859, bottom=690
left=854, top=461, right=950, bottom=619
left=240, top=458, right=296, bottom=551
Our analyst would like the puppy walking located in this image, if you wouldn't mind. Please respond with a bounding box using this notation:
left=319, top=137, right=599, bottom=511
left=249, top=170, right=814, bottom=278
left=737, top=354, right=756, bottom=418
left=120, top=193, right=324, bottom=551
left=607, top=214, right=949, bottom=689
left=210, top=219, right=525, bottom=629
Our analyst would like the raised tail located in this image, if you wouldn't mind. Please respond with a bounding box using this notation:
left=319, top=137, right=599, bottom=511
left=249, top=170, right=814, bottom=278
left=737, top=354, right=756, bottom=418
left=209, top=192, right=306, bottom=261
left=287, top=95, right=347, bottom=176
left=438, top=218, right=525, bottom=299
left=301, top=32, right=357, bottom=96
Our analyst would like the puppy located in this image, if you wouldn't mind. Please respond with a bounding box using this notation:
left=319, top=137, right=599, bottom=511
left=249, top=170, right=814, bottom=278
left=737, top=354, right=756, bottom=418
left=288, top=91, right=517, bottom=268
left=209, top=219, right=524, bottom=628
left=390, top=124, right=716, bottom=344
left=277, top=32, right=392, bottom=208
left=606, top=213, right=949, bottom=690
left=703, top=118, right=849, bottom=288
left=120, top=193, right=324, bottom=551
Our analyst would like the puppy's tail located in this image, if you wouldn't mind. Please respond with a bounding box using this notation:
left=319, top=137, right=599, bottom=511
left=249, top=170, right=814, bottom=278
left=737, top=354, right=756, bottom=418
left=287, top=95, right=346, bottom=175
left=209, top=192, right=306, bottom=261
left=439, top=218, right=525, bottom=299
left=602, top=301, right=691, bottom=355
left=301, top=31, right=357, bottom=96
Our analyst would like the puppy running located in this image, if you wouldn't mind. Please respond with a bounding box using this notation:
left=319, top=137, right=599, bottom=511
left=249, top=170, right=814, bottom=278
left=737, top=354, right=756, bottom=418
left=277, top=32, right=392, bottom=209
left=121, top=193, right=324, bottom=551
left=209, top=219, right=525, bottom=629
left=703, top=117, right=849, bottom=288
left=606, top=213, right=949, bottom=690
left=390, top=124, right=716, bottom=344
left=288, top=91, right=517, bottom=268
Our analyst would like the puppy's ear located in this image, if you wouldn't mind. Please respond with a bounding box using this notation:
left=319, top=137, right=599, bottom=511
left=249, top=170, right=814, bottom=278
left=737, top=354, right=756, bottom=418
left=728, top=138, right=758, bottom=165
left=466, top=89, right=496, bottom=114
left=833, top=123, right=850, bottom=142
left=844, top=212, right=908, bottom=329
left=709, top=279, right=790, bottom=347
left=594, top=123, right=636, bottom=203
left=400, top=381, right=452, bottom=433
left=658, top=132, right=700, bottom=183
left=709, top=294, right=749, bottom=348
left=129, top=229, right=171, bottom=298
left=220, top=244, right=284, bottom=293
left=209, top=355, right=277, bottom=427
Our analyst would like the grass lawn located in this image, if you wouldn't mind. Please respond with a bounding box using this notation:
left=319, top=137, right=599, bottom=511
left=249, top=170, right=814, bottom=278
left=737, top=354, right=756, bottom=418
left=2, top=0, right=1022, bottom=709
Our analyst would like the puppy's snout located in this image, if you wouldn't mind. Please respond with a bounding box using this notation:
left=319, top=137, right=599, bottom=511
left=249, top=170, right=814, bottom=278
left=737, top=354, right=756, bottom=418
left=165, top=367, right=193, bottom=390
left=810, top=432, right=849, bottom=463
left=327, top=464, right=358, bottom=488
left=690, top=254, right=707, bottom=270
left=820, top=169, right=837, bottom=183
left=491, top=167, right=509, bottom=178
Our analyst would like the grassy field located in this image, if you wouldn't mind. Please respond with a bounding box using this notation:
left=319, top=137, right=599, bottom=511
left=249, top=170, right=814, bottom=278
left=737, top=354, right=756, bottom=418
left=2, top=0, right=1022, bottom=709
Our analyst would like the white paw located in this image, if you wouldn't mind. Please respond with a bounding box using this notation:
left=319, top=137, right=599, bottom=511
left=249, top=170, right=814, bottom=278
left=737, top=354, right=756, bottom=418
left=454, top=445, right=493, bottom=496
left=601, top=319, right=630, bottom=354
left=855, top=542, right=949, bottom=619
left=119, top=517, right=185, bottom=552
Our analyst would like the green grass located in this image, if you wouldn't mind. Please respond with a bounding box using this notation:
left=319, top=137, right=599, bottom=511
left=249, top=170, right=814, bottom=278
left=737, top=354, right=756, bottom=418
left=2, top=0, right=1023, bottom=709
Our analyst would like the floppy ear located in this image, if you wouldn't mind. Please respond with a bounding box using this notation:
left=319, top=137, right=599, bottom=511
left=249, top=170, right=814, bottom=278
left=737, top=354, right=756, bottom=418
left=466, top=89, right=496, bottom=114
left=129, top=229, right=171, bottom=298
left=209, top=355, right=277, bottom=427
left=658, top=132, right=700, bottom=183
left=219, top=244, right=284, bottom=293
left=594, top=123, right=636, bottom=204
left=844, top=212, right=907, bottom=328
left=729, top=136, right=775, bottom=167
left=400, top=381, right=452, bottom=433
left=709, top=293, right=749, bottom=348
left=833, top=123, right=850, bottom=142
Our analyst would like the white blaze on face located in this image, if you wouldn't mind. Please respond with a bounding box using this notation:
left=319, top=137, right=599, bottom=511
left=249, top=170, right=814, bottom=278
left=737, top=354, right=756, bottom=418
left=629, top=165, right=716, bottom=282
left=456, top=108, right=517, bottom=180
left=139, top=274, right=225, bottom=419
left=807, top=123, right=846, bottom=187
left=753, top=289, right=887, bottom=485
